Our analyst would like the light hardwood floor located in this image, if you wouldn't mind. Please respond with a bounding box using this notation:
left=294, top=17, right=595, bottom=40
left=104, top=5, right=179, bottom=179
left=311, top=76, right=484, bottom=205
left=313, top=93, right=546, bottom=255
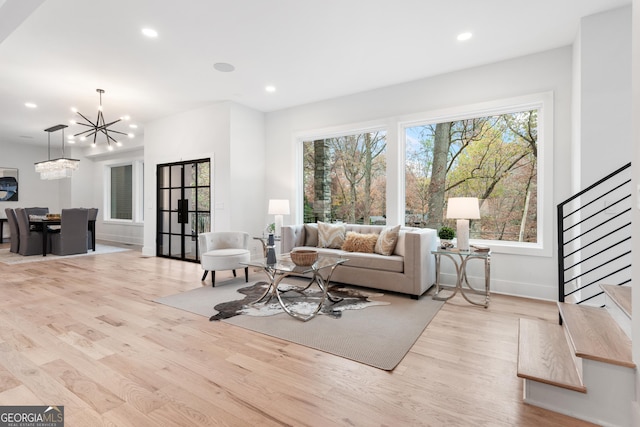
left=0, top=243, right=597, bottom=426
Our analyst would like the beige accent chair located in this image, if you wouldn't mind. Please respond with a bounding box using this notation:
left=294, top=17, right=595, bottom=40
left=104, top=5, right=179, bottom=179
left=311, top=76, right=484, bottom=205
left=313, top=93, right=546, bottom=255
left=199, top=231, right=251, bottom=287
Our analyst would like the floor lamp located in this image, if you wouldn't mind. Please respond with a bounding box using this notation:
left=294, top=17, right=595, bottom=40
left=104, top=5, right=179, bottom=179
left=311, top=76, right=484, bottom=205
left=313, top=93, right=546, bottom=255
left=446, top=197, right=480, bottom=251
left=268, top=199, right=290, bottom=238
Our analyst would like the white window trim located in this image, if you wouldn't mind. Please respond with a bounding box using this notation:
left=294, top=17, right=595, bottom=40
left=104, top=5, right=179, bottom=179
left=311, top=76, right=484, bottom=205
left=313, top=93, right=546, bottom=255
left=397, top=91, right=554, bottom=257
left=292, top=92, right=553, bottom=258
left=104, top=160, right=144, bottom=224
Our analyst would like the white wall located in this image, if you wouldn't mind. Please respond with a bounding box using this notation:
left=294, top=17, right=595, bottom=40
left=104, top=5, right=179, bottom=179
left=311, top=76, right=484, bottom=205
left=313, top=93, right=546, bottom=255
left=576, top=6, right=633, bottom=189
left=142, top=101, right=265, bottom=256
left=265, top=47, right=573, bottom=300
left=0, top=140, right=65, bottom=239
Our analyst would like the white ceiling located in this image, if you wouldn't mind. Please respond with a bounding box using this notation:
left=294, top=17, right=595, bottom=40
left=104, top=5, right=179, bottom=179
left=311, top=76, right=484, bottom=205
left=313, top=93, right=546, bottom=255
left=0, top=0, right=631, bottom=147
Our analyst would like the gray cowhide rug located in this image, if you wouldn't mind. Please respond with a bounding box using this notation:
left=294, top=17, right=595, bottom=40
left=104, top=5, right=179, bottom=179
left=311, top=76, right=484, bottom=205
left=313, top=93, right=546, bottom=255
left=209, top=281, right=389, bottom=321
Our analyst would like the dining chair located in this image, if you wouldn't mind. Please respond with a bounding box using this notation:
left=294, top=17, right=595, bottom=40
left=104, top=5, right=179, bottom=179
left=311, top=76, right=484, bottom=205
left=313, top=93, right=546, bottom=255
left=87, top=208, right=98, bottom=251
left=50, top=208, right=89, bottom=256
left=4, top=208, right=19, bottom=253
left=15, top=207, right=47, bottom=255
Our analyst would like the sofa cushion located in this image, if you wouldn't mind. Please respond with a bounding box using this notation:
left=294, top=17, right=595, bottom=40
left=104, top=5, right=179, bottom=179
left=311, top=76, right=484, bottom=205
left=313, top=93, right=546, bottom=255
left=341, top=232, right=378, bottom=253
left=375, top=225, right=401, bottom=256
left=304, top=223, right=318, bottom=247
left=317, top=221, right=346, bottom=249
left=393, top=230, right=406, bottom=256
left=342, top=252, right=404, bottom=273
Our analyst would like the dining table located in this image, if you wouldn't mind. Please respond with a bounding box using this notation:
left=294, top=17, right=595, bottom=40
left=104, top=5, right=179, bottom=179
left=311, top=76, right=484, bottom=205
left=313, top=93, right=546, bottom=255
left=29, top=217, right=96, bottom=256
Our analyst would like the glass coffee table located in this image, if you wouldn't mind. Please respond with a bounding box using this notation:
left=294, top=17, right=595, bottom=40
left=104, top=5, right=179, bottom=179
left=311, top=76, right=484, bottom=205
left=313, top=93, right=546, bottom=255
left=242, top=254, right=347, bottom=321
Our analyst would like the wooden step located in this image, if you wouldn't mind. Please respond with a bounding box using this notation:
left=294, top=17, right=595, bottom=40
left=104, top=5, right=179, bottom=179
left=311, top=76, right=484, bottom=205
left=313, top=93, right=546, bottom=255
left=558, top=302, right=635, bottom=369
left=600, top=283, right=632, bottom=319
left=517, top=318, right=586, bottom=393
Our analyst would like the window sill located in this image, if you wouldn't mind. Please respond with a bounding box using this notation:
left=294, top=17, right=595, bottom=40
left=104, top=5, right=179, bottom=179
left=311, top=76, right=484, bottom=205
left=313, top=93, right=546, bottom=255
left=103, top=219, right=143, bottom=227
left=470, top=238, right=551, bottom=258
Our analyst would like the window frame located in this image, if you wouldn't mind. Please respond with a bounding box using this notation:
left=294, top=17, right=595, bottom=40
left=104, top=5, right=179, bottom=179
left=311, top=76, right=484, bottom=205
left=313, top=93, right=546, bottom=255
left=398, top=91, right=554, bottom=257
left=293, top=92, right=553, bottom=258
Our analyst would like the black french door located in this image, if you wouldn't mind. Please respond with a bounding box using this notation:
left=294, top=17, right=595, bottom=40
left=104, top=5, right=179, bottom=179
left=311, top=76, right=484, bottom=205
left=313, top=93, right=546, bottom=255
left=156, top=158, right=211, bottom=262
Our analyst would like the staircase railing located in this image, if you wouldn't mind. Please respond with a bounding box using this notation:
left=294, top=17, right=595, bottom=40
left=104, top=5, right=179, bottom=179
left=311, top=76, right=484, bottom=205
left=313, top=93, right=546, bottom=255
left=557, top=162, right=632, bottom=306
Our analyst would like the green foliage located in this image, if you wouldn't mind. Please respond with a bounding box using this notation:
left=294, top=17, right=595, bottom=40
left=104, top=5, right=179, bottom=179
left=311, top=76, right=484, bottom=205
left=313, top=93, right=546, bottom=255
left=438, top=226, right=455, bottom=240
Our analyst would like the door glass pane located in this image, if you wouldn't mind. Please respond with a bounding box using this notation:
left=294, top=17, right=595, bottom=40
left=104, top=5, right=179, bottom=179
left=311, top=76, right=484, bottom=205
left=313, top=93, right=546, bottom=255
left=170, top=189, right=181, bottom=211
left=170, top=165, right=182, bottom=187
left=159, top=189, right=170, bottom=210
left=186, top=212, right=195, bottom=239
left=158, top=166, right=170, bottom=188
left=197, top=162, right=210, bottom=186
left=171, top=212, right=180, bottom=232
left=161, top=212, right=170, bottom=233
left=197, top=188, right=210, bottom=211
left=196, top=213, right=210, bottom=234
left=159, top=234, right=170, bottom=256
left=185, top=238, right=197, bottom=261
left=185, top=163, right=197, bottom=187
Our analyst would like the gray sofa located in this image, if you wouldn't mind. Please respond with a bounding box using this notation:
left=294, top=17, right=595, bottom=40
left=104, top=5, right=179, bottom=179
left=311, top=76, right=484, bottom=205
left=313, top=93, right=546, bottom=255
left=281, top=223, right=437, bottom=299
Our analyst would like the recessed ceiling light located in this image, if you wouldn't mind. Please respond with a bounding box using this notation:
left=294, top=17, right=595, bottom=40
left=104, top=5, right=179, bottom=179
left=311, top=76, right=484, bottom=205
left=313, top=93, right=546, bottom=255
left=457, top=32, right=472, bottom=41
left=265, top=85, right=276, bottom=93
left=25, top=102, right=37, bottom=108
left=141, top=28, right=158, bottom=38
left=213, top=62, right=235, bottom=72
left=129, top=124, right=138, bottom=129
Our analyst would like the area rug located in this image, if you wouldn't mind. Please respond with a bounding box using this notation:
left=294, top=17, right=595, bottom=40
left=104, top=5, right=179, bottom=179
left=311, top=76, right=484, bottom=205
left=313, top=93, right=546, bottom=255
left=0, top=244, right=130, bottom=265
left=209, top=281, right=389, bottom=320
left=154, top=279, right=444, bottom=370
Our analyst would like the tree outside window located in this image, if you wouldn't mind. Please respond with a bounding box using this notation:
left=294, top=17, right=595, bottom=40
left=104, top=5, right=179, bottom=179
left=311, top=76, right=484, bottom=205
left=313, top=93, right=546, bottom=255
left=405, top=109, right=538, bottom=242
left=303, top=131, right=387, bottom=224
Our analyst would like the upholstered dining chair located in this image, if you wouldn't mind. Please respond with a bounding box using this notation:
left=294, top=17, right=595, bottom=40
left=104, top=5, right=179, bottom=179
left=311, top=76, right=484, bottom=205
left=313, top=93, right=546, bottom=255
left=15, top=207, right=47, bottom=255
left=50, top=208, right=89, bottom=256
left=4, top=208, right=19, bottom=253
left=198, top=231, right=251, bottom=287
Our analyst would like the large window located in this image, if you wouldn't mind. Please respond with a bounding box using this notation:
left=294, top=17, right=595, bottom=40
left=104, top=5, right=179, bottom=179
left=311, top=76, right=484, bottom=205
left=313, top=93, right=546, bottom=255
left=110, top=164, right=132, bottom=220
left=297, top=93, right=552, bottom=253
left=106, top=161, right=143, bottom=222
left=302, top=130, right=387, bottom=224
left=405, top=109, right=539, bottom=243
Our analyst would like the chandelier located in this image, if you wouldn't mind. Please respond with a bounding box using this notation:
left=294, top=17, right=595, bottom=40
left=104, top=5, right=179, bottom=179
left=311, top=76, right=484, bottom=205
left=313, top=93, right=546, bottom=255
left=72, top=89, right=134, bottom=149
left=34, top=124, right=80, bottom=180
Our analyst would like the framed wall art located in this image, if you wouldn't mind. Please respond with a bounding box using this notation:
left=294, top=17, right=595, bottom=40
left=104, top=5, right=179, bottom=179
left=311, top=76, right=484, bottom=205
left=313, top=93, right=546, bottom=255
left=0, top=167, right=18, bottom=201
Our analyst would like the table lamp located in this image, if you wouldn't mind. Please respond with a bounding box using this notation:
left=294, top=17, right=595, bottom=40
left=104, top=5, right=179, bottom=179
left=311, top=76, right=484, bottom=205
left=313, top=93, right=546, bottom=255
left=268, top=199, right=290, bottom=238
left=446, top=197, right=480, bottom=251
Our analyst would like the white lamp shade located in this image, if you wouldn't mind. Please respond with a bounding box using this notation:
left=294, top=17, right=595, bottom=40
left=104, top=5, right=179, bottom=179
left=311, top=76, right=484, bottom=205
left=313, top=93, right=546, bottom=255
left=268, top=199, right=290, bottom=215
left=446, top=197, right=480, bottom=219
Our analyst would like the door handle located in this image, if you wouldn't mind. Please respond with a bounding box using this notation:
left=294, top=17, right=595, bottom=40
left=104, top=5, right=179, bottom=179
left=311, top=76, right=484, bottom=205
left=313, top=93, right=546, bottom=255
left=182, top=199, right=189, bottom=225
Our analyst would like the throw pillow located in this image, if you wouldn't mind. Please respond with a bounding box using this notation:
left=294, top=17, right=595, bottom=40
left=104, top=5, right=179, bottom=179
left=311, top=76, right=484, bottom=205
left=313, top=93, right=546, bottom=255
left=341, top=232, right=378, bottom=253
left=375, top=224, right=401, bottom=256
left=304, top=223, right=319, bottom=247
left=317, top=221, right=346, bottom=249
